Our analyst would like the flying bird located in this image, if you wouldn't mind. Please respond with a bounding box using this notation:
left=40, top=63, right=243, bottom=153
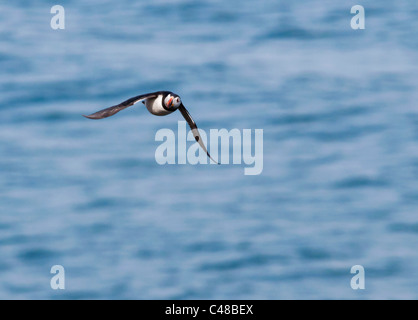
left=84, top=91, right=219, bottom=164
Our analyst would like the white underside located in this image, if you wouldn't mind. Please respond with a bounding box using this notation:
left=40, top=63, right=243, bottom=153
left=145, top=95, right=171, bottom=116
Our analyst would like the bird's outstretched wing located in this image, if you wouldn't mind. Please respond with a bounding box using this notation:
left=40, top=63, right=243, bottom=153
left=178, top=104, right=219, bottom=165
left=83, top=92, right=160, bottom=120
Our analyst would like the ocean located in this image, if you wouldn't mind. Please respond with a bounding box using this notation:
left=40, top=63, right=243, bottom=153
left=0, top=0, right=417, bottom=299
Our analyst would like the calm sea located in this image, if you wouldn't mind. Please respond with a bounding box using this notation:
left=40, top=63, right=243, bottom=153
left=0, top=0, right=417, bottom=299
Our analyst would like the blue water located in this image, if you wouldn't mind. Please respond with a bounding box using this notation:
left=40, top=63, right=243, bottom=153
left=1, top=0, right=418, bottom=299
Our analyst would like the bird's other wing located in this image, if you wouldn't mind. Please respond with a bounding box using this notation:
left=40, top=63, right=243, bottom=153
left=83, top=92, right=160, bottom=120
left=178, top=104, right=220, bottom=165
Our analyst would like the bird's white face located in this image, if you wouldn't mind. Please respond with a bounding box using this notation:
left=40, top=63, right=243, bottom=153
left=165, top=95, right=181, bottom=109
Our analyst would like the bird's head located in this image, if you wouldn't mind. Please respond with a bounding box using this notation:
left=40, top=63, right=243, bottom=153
left=164, top=94, right=182, bottom=110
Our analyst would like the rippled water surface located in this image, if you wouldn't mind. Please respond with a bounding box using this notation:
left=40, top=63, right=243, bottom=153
left=0, top=0, right=418, bottom=299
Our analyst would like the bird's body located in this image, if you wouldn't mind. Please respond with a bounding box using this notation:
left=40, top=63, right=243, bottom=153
left=145, top=93, right=172, bottom=116
left=84, top=91, right=219, bottom=164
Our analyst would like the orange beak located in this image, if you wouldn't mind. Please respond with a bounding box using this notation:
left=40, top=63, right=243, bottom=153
left=167, top=97, right=173, bottom=108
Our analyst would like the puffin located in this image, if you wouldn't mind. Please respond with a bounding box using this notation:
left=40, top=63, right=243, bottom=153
left=84, top=91, right=219, bottom=164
